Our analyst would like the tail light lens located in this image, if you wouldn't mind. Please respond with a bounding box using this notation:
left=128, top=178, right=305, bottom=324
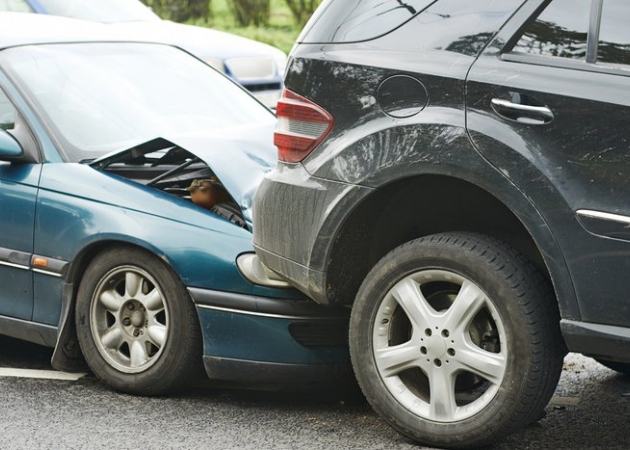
left=274, top=89, right=334, bottom=163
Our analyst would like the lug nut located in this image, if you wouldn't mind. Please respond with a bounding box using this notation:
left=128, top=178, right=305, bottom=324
left=122, top=318, right=131, bottom=326
left=133, top=329, right=140, bottom=337
left=127, top=303, right=135, bottom=311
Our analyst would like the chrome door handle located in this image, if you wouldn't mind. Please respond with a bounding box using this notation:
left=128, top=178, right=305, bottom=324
left=491, top=98, right=554, bottom=124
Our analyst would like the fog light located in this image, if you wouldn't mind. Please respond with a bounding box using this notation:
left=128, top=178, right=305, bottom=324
left=236, top=253, right=291, bottom=288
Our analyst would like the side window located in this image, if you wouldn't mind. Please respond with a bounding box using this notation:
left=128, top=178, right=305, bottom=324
left=0, top=88, right=39, bottom=161
left=0, top=89, right=17, bottom=132
left=598, top=0, right=630, bottom=66
left=0, top=0, right=33, bottom=12
left=511, top=0, right=591, bottom=59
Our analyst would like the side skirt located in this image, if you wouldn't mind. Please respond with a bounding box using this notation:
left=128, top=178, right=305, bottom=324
left=562, top=319, right=630, bottom=362
left=0, top=314, right=57, bottom=348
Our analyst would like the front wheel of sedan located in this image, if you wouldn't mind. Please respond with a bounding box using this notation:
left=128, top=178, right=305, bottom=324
left=349, top=233, right=564, bottom=448
left=76, top=247, right=203, bottom=395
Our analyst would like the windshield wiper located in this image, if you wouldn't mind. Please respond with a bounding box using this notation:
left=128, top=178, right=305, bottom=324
left=146, top=157, right=201, bottom=187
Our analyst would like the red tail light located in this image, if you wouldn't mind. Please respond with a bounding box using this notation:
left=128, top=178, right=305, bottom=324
left=274, top=89, right=334, bottom=163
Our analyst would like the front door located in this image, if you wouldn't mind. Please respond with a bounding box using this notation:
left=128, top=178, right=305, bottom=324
left=0, top=88, right=38, bottom=320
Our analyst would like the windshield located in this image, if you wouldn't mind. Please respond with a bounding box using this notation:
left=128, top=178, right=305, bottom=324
left=36, top=0, right=159, bottom=23
left=0, top=43, right=275, bottom=162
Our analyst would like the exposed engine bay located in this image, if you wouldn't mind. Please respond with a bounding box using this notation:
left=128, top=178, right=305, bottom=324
left=88, top=138, right=247, bottom=227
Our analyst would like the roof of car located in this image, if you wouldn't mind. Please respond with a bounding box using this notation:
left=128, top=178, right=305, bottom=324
left=0, top=12, right=141, bottom=49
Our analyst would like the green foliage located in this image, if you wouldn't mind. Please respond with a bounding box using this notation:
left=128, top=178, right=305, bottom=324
left=146, top=0, right=315, bottom=54
left=285, top=0, right=321, bottom=25
left=188, top=0, right=301, bottom=54
left=141, top=0, right=211, bottom=22
left=227, top=0, right=270, bottom=27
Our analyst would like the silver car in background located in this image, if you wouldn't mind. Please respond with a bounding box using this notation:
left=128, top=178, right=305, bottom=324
left=0, top=0, right=287, bottom=108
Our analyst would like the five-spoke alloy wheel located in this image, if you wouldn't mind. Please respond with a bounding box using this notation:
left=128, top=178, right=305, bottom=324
left=76, top=247, right=202, bottom=395
left=350, top=233, right=564, bottom=449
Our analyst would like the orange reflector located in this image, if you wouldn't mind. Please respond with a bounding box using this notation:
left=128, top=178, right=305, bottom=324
left=32, top=257, right=49, bottom=268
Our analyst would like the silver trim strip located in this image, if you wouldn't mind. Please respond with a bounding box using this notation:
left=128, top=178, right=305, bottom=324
left=576, top=209, right=630, bottom=225
left=0, top=263, right=64, bottom=277
left=196, top=304, right=345, bottom=321
left=0, top=261, right=30, bottom=271
left=32, top=268, right=63, bottom=278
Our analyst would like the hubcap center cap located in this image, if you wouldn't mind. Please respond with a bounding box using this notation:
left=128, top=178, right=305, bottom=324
left=130, top=310, right=145, bottom=327
left=425, top=336, right=447, bottom=358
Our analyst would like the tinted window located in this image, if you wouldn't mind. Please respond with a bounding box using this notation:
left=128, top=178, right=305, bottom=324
left=382, top=0, right=527, bottom=57
left=0, top=0, right=32, bottom=12
left=512, top=0, right=591, bottom=59
left=598, top=0, right=630, bottom=66
left=299, top=0, right=436, bottom=43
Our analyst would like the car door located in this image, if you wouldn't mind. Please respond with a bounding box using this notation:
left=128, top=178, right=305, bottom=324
left=466, top=0, right=630, bottom=326
left=0, top=87, right=37, bottom=320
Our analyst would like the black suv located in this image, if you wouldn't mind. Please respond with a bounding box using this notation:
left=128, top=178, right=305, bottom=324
left=253, top=0, right=630, bottom=447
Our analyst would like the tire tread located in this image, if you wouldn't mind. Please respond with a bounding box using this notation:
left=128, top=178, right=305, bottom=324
left=349, top=232, right=565, bottom=448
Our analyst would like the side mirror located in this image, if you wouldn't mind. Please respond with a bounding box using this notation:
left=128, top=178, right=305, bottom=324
left=0, top=129, right=23, bottom=161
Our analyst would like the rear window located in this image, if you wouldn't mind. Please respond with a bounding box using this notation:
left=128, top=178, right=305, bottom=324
left=298, top=0, right=436, bottom=43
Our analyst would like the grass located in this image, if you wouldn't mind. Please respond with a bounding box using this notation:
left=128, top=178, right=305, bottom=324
left=187, top=0, right=303, bottom=54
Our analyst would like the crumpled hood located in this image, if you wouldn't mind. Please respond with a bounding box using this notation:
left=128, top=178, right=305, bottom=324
left=90, top=121, right=277, bottom=224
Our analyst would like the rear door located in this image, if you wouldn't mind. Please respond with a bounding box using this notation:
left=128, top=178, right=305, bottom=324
left=466, top=0, right=630, bottom=326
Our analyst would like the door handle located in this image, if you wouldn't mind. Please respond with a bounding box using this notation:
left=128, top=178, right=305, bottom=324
left=491, top=98, right=554, bottom=125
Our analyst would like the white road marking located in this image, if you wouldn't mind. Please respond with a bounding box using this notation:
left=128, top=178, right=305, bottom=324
left=0, top=368, right=86, bottom=381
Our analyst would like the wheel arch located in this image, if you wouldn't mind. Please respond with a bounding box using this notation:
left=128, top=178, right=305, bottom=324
left=320, top=172, right=576, bottom=318
left=52, top=238, right=179, bottom=372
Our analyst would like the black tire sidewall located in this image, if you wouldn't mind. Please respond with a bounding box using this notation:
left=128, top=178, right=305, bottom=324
left=350, top=236, right=546, bottom=446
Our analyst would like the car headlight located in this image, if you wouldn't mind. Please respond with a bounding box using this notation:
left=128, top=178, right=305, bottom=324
left=274, top=52, right=288, bottom=78
left=236, top=253, right=291, bottom=288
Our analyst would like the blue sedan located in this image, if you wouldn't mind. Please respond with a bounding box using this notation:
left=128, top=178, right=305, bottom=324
left=0, top=13, right=349, bottom=395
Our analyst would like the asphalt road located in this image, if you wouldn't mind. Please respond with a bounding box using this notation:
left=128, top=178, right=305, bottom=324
left=0, top=336, right=628, bottom=450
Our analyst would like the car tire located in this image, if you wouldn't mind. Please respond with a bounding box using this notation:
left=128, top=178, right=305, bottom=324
left=76, top=246, right=203, bottom=395
left=596, top=359, right=630, bottom=375
left=349, top=233, right=564, bottom=448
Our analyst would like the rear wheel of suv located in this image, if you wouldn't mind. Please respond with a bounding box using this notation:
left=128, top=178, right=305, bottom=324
left=349, top=233, right=564, bottom=448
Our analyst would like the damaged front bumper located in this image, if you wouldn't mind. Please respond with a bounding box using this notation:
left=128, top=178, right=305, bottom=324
left=187, top=287, right=351, bottom=384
